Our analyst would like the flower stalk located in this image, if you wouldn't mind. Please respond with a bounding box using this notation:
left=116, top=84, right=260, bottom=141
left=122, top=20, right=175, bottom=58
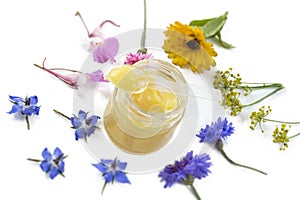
left=242, top=85, right=284, bottom=108
left=137, top=0, right=147, bottom=54
left=214, top=68, right=284, bottom=116
left=34, top=58, right=80, bottom=89
left=263, top=118, right=300, bottom=124
left=189, top=184, right=201, bottom=200
left=101, top=181, right=108, bottom=195
left=27, top=158, right=41, bottom=162
left=288, top=132, right=300, bottom=139
left=216, top=140, right=267, bottom=175
left=53, top=109, right=71, bottom=120
left=25, top=116, right=30, bottom=130
left=250, top=105, right=300, bottom=150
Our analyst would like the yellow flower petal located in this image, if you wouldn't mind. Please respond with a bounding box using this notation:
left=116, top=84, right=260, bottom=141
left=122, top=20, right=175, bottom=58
left=163, top=21, right=217, bottom=73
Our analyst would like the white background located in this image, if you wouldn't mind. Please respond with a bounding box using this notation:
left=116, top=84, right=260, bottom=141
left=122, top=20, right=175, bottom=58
left=1, top=0, right=300, bottom=200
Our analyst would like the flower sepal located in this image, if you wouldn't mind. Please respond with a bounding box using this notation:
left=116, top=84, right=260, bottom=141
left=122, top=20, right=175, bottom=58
left=180, top=174, right=195, bottom=186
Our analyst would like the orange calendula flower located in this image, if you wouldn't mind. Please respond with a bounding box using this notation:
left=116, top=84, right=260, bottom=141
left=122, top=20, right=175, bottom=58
left=163, top=22, right=217, bottom=73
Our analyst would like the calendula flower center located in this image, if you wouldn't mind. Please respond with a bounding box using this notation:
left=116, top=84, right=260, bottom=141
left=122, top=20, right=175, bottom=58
left=186, top=39, right=200, bottom=50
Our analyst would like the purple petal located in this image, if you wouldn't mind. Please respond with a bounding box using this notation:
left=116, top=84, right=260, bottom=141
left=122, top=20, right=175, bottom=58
left=92, top=163, right=108, bottom=174
left=9, top=95, right=24, bottom=103
left=86, top=126, right=96, bottom=137
left=75, top=127, right=86, bottom=140
left=93, top=47, right=109, bottom=63
left=86, top=115, right=100, bottom=126
left=78, top=110, right=87, bottom=121
left=71, top=117, right=82, bottom=128
left=59, top=160, right=65, bottom=173
left=53, top=147, right=63, bottom=159
left=28, top=96, right=38, bottom=105
left=49, top=167, right=59, bottom=179
left=86, top=70, right=109, bottom=82
left=40, top=161, right=51, bottom=172
left=41, top=148, right=52, bottom=161
left=7, top=104, right=22, bottom=114
left=100, top=159, right=114, bottom=166
left=23, top=106, right=40, bottom=115
left=116, top=160, right=127, bottom=171
left=104, top=172, right=114, bottom=183
left=115, top=171, right=130, bottom=184
left=93, top=37, right=119, bottom=63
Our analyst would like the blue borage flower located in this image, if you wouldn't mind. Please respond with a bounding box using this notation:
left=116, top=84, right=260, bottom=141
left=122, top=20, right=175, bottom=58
left=92, top=158, right=130, bottom=195
left=53, top=109, right=100, bottom=141
left=70, top=110, right=100, bottom=141
left=159, top=151, right=211, bottom=200
left=7, top=95, right=40, bottom=130
left=27, top=147, right=67, bottom=179
left=197, top=117, right=267, bottom=175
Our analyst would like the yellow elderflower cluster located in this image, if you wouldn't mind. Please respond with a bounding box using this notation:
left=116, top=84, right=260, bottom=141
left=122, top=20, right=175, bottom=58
left=272, top=124, right=291, bottom=151
left=249, top=106, right=272, bottom=132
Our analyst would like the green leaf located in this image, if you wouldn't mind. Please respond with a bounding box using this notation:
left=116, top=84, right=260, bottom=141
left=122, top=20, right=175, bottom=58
left=189, top=11, right=234, bottom=49
left=202, top=11, right=228, bottom=38
left=214, top=32, right=235, bottom=49
left=189, top=17, right=215, bottom=27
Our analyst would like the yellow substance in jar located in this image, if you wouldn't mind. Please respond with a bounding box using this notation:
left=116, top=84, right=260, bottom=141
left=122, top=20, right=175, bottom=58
left=105, top=65, right=134, bottom=85
left=131, top=85, right=177, bottom=113
left=106, top=65, right=177, bottom=113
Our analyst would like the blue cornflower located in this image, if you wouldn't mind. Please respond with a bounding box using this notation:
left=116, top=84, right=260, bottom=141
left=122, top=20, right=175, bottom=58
left=28, top=147, right=66, bottom=179
left=92, top=158, right=130, bottom=194
left=159, top=151, right=211, bottom=188
left=197, top=117, right=234, bottom=143
left=70, top=110, right=100, bottom=141
left=7, top=95, right=40, bottom=130
left=197, top=117, right=267, bottom=175
left=159, top=151, right=211, bottom=200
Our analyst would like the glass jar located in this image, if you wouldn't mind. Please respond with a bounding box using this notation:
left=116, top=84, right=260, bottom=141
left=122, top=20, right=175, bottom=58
left=103, top=59, right=188, bottom=154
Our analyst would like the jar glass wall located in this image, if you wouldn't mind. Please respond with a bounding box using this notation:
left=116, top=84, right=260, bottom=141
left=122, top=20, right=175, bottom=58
left=103, top=59, right=188, bottom=154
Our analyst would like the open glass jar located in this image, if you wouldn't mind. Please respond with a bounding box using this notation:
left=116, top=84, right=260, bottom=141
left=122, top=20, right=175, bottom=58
left=103, top=59, right=188, bottom=154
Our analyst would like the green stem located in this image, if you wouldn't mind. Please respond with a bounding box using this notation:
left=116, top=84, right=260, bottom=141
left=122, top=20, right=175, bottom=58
left=47, top=68, right=84, bottom=74
left=25, top=116, right=30, bottom=130
left=219, top=148, right=267, bottom=175
left=242, top=86, right=284, bottom=108
left=53, top=109, right=71, bottom=120
left=263, top=118, right=300, bottom=125
left=237, top=83, right=283, bottom=90
left=101, top=181, right=108, bottom=195
left=189, top=184, right=201, bottom=200
left=216, top=140, right=267, bottom=175
left=138, top=0, right=147, bottom=54
left=27, top=158, right=41, bottom=162
left=288, top=132, right=300, bottom=139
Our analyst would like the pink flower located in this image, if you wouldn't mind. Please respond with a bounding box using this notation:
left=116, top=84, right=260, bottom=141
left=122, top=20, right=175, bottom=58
left=34, top=59, right=109, bottom=89
left=93, top=37, right=119, bottom=63
left=34, top=64, right=80, bottom=89
left=124, top=52, right=152, bottom=65
left=76, top=12, right=120, bottom=63
left=86, top=70, right=109, bottom=82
